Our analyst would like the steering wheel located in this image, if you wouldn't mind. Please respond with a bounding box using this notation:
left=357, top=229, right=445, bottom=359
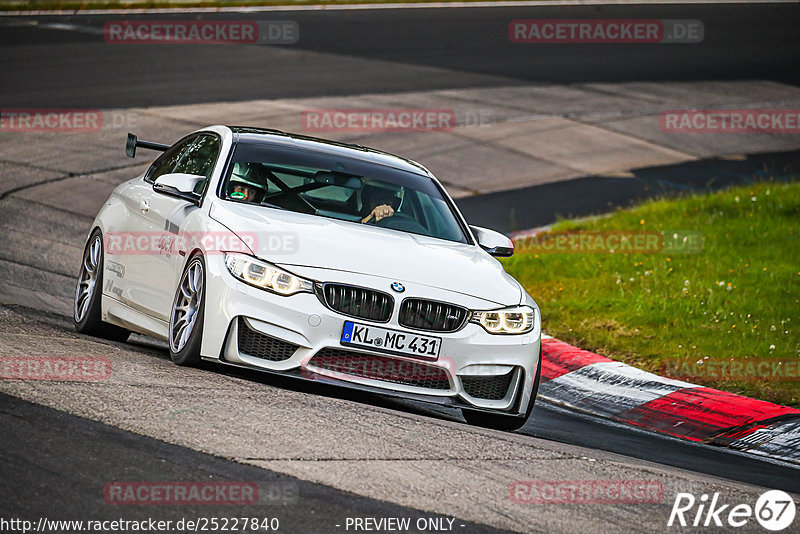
left=375, top=212, right=428, bottom=233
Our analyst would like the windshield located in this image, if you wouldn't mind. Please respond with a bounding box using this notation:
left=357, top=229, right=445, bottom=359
left=219, top=142, right=468, bottom=243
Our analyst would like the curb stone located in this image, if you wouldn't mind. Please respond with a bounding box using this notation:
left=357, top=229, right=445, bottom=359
left=539, top=335, right=800, bottom=464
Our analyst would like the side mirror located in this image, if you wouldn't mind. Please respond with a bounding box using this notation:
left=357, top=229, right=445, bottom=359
left=153, top=173, right=204, bottom=204
left=471, top=225, right=514, bottom=257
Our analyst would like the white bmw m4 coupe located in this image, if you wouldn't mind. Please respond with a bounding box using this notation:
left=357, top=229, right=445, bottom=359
left=74, top=126, right=541, bottom=430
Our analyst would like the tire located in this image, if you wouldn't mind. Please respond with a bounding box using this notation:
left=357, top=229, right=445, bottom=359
left=73, top=229, right=131, bottom=342
left=462, top=346, right=542, bottom=431
left=168, top=254, right=206, bottom=366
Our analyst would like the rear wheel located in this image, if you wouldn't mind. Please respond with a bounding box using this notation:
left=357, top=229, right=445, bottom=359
left=73, top=230, right=131, bottom=342
left=168, top=254, right=206, bottom=366
left=462, top=346, right=542, bottom=431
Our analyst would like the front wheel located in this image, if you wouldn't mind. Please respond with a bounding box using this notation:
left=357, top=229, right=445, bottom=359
left=462, top=347, right=542, bottom=431
left=73, top=229, right=131, bottom=342
left=168, top=254, right=206, bottom=366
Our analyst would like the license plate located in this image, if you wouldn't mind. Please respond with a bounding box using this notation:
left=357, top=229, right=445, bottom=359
left=341, top=321, right=441, bottom=360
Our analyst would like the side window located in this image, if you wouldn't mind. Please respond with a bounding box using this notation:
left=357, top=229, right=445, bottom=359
left=174, top=134, right=221, bottom=179
left=144, top=136, right=196, bottom=184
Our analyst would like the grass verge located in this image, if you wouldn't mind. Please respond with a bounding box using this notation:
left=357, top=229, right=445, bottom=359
left=503, top=180, right=800, bottom=407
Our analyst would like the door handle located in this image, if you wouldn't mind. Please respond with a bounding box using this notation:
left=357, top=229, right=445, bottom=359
left=138, top=200, right=149, bottom=213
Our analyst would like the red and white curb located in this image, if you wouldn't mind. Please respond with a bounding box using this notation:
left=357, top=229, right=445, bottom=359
left=538, top=335, right=800, bottom=464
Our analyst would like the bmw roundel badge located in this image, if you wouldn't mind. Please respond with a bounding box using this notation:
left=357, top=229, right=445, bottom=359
left=391, top=282, right=405, bottom=293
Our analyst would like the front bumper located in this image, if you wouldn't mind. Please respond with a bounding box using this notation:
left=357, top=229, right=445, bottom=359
left=201, top=255, right=541, bottom=415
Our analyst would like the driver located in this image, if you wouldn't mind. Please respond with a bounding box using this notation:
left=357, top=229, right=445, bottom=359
left=227, top=163, right=268, bottom=203
left=230, top=183, right=258, bottom=202
left=361, top=185, right=397, bottom=224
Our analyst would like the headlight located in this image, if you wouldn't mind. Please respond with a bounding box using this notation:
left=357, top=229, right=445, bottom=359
left=470, top=305, right=535, bottom=335
left=224, top=253, right=313, bottom=296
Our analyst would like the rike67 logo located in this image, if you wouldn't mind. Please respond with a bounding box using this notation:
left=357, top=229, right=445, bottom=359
left=668, top=490, right=796, bottom=531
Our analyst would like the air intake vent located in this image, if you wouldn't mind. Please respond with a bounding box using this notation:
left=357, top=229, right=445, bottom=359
left=309, top=348, right=451, bottom=390
left=398, top=299, right=468, bottom=332
left=237, top=317, right=298, bottom=361
left=320, top=284, right=393, bottom=322
left=461, top=370, right=515, bottom=400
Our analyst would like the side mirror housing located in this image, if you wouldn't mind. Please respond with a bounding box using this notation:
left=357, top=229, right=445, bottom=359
left=153, top=173, right=204, bottom=204
left=471, top=225, right=514, bottom=257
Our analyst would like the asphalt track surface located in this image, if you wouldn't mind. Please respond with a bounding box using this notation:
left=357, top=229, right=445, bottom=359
left=0, top=4, right=799, bottom=107
left=2, top=3, right=800, bottom=533
left=458, top=149, right=800, bottom=233
left=0, top=392, right=508, bottom=534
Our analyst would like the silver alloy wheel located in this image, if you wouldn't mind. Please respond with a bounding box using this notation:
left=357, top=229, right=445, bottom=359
left=170, top=259, right=204, bottom=353
left=74, top=236, right=101, bottom=322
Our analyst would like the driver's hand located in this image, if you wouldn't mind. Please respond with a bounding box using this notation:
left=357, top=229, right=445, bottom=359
left=370, top=204, right=394, bottom=222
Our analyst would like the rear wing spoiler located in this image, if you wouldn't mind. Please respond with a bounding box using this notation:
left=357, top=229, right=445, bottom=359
left=126, top=132, right=169, bottom=158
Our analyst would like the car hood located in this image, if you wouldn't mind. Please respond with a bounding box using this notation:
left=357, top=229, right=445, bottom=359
left=209, top=201, right=522, bottom=306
